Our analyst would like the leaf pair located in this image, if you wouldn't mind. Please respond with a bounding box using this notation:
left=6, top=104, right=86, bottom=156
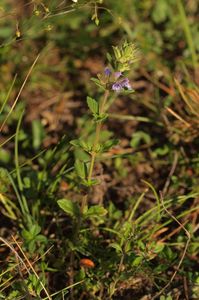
left=57, top=198, right=107, bottom=220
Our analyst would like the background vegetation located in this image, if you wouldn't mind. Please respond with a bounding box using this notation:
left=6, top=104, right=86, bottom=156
left=0, top=1, right=198, bottom=299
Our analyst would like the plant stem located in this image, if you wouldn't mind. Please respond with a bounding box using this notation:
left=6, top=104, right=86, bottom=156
left=87, top=89, right=109, bottom=182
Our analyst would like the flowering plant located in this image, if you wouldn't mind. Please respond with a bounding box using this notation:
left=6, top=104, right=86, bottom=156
left=58, top=41, right=139, bottom=213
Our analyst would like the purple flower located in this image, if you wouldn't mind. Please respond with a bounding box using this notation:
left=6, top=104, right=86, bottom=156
left=112, top=78, right=132, bottom=91
left=114, top=71, right=122, bottom=79
left=112, top=82, right=123, bottom=91
left=104, top=67, right=111, bottom=76
left=121, top=78, right=132, bottom=90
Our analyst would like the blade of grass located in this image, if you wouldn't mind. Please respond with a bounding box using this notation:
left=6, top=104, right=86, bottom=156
left=128, top=189, right=148, bottom=222
left=176, top=0, right=198, bottom=70
left=0, top=54, right=40, bottom=132
left=136, top=192, right=198, bottom=227
left=15, top=109, right=32, bottom=226
left=0, top=74, right=17, bottom=115
left=10, top=149, right=47, bottom=175
left=142, top=180, right=161, bottom=221
left=141, top=204, right=199, bottom=242
left=6, top=169, right=27, bottom=221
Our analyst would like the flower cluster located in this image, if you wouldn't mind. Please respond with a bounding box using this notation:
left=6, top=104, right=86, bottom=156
left=104, top=67, right=132, bottom=92
left=112, top=41, right=139, bottom=72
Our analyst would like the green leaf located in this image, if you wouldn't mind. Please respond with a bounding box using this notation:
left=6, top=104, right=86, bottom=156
left=21, top=229, right=32, bottom=241
left=106, top=52, right=112, bottom=63
left=0, top=148, right=10, bottom=164
left=109, top=242, right=122, bottom=253
left=152, top=0, right=169, bottom=24
left=93, top=113, right=108, bottom=123
left=130, top=131, right=151, bottom=148
left=153, top=242, right=165, bottom=253
left=154, top=145, right=169, bottom=156
left=82, top=178, right=99, bottom=187
left=132, top=256, right=143, bottom=266
left=57, top=199, right=80, bottom=218
left=90, top=78, right=105, bottom=90
left=35, top=234, right=48, bottom=244
left=87, top=97, right=99, bottom=114
left=95, top=17, right=99, bottom=26
left=32, top=119, right=45, bottom=150
left=0, top=168, right=10, bottom=193
left=30, top=224, right=41, bottom=237
left=102, top=139, right=119, bottom=151
left=70, top=139, right=81, bottom=147
left=84, top=205, right=107, bottom=219
left=21, top=224, right=41, bottom=241
left=75, top=160, right=87, bottom=179
left=70, top=139, right=92, bottom=153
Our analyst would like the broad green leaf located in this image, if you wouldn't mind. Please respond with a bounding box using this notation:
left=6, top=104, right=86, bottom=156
left=84, top=205, right=107, bottom=219
left=57, top=199, right=80, bottom=217
left=75, top=160, right=87, bottom=179
left=30, top=224, right=41, bottom=237
left=132, top=256, right=143, bottom=266
left=87, top=96, right=99, bottom=114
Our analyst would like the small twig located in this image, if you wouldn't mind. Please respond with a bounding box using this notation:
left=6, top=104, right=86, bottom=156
left=152, top=192, right=191, bottom=299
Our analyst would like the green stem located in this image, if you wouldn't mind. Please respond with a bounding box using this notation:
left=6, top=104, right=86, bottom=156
left=87, top=90, right=109, bottom=182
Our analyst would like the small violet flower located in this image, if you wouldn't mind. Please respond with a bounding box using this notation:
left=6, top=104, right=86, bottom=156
left=121, top=78, right=132, bottom=90
left=104, top=67, right=132, bottom=92
left=104, top=67, right=111, bottom=76
left=112, top=82, right=123, bottom=91
left=112, top=78, right=132, bottom=91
